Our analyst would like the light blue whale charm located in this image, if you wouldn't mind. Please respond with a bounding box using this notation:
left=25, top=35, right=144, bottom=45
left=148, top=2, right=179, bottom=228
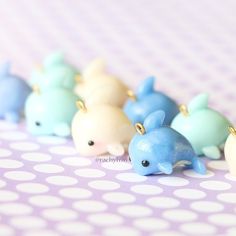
left=0, top=62, right=31, bottom=122
left=25, top=88, right=79, bottom=137
left=124, top=77, right=178, bottom=125
left=30, top=52, right=79, bottom=91
left=171, top=93, right=231, bottom=159
left=128, top=110, right=206, bottom=176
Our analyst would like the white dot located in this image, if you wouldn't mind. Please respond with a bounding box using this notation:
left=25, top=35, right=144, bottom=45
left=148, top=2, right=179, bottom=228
left=37, top=136, right=67, bottom=145
left=228, top=227, right=236, bottom=236
left=103, top=226, right=140, bottom=236
left=151, top=231, right=184, bottom=236
left=16, top=183, right=49, bottom=194
left=0, top=121, right=17, bottom=130
left=200, top=180, right=231, bottom=191
left=59, top=187, right=92, bottom=199
left=208, top=160, right=228, bottom=170
left=10, top=216, right=46, bottom=229
left=29, top=195, right=63, bottom=208
left=116, top=173, right=147, bottom=182
left=46, top=176, right=78, bottom=186
left=174, top=188, right=206, bottom=200
left=183, top=170, right=214, bottom=178
left=158, top=177, right=189, bottom=187
left=4, top=171, right=35, bottom=181
left=10, top=142, right=40, bottom=151
left=74, top=168, right=105, bottom=178
left=0, top=131, right=28, bottom=141
left=61, top=157, right=92, bottom=167
left=21, top=152, right=52, bottom=162
left=146, top=197, right=180, bottom=209
left=0, top=159, right=23, bottom=169
left=190, top=201, right=224, bottom=213
left=0, top=203, right=32, bottom=215
left=0, top=148, right=12, bottom=158
left=34, top=164, right=64, bottom=174
left=102, top=192, right=136, bottom=204
left=225, top=173, right=236, bottom=181
left=88, top=213, right=124, bottom=226
left=73, top=200, right=107, bottom=212
left=217, top=193, right=236, bottom=204
left=0, top=179, right=6, bottom=188
left=88, top=180, right=120, bottom=190
left=56, top=221, right=93, bottom=234
left=42, top=208, right=78, bottom=221
left=163, top=209, right=198, bottom=222
left=49, top=146, right=77, bottom=155
left=0, top=190, right=18, bottom=202
left=118, top=205, right=152, bottom=217
left=208, top=213, right=236, bottom=226
left=23, top=230, right=59, bottom=236
left=180, top=222, right=216, bottom=235
left=0, top=224, right=14, bottom=236
left=134, top=217, right=169, bottom=231
left=102, top=161, right=132, bottom=171
left=131, top=184, right=163, bottom=195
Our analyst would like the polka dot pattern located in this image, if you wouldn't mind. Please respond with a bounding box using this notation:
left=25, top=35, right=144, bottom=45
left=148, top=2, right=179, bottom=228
left=0, top=2, right=236, bottom=235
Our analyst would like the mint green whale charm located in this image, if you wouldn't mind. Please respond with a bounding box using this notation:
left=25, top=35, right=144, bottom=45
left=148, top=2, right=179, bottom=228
left=25, top=87, right=79, bottom=137
left=171, top=93, right=231, bottom=159
left=30, top=52, right=79, bottom=91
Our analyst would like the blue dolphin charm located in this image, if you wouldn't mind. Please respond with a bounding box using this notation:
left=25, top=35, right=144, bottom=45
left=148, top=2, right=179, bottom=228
left=128, top=110, right=206, bottom=176
left=0, top=62, right=31, bottom=122
left=124, top=76, right=179, bottom=125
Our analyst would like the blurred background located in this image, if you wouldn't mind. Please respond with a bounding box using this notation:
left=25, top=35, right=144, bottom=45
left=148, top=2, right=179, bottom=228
left=0, top=0, right=235, bottom=121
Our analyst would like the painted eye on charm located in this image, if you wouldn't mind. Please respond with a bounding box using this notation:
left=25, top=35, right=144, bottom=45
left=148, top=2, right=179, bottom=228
left=35, top=121, right=41, bottom=126
left=88, top=140, right=95, bottom=146
left=141, top=160, right=150, bottom=167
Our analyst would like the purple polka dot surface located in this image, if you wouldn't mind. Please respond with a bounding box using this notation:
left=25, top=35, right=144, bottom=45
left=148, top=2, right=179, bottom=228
left=0, top=1, right=236, bottom=236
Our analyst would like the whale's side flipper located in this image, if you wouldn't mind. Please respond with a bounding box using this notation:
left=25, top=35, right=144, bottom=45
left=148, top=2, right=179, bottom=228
left=219, top=143, right=225, bottom=150
left=202, top=146, right=221, bottom=159
left=190, top=156, right=206, bottom=174
left=107, top=143, right=125, bottom=156
left=4, top=111, right=20, bottom=123
left=53, top=123, right=71, bottom=137
left=157, top=162, right=173, bottom=174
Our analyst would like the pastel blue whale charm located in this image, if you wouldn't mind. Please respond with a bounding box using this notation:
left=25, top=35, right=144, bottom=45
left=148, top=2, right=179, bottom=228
left=128, top=110, right=206, bottom=176
left=25, top=88, right=79, bottom=137
left=30, top=52, right=79, bottom=91
left=0, top=62, right=31, bottom=122
left=171, top=93, right=231, bottom=159
left=124, top=77, right=179, bottom=125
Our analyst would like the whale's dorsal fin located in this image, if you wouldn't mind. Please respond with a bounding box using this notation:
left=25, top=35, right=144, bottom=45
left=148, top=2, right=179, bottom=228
left=44, top=52, right=64, bottom=69
left=144, top=110, right=165, bottom=133
left=0, top=62, right=11, bottom=79
left=188, top=93, right=208, bottom=114
left=137, top=76, right=155, bottom=99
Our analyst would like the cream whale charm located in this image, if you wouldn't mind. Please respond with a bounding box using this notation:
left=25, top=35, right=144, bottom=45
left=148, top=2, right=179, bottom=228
left=224, top=126, right=236, bottom=176
left=75, top=59, right=129, bottom=107
left=72, top=101, right=136, bottom=156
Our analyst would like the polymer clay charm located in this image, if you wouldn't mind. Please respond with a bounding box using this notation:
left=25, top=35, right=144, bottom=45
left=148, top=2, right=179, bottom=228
left=72, top=101, right=135, bottom=156
left=128, top=110, right=206, bottom=176
left=171, top=93, right=231, bottom=159
left=224, top=126, right=236, bottom=176
left=124, top=76, right=179, bottom=125
left=0, top=62, right=31, bottom=122
left=75, top=59, right=129, bottom=107
left=31, top=52, right=79, bottom=91
left=25, top=87, right=78, bottom=137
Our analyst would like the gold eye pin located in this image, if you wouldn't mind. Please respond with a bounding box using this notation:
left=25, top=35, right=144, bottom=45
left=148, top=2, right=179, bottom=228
left=135, top=123, right=146, bottom=135
left=127, top=90, right=137, bottom=101
left=228, top=126, right=236, bottom=136
left=32, top=85, right=41, bottom=95
left=76, top=100, right=87, bottom=112
left=75, top=74, right=82, bottom=83
left=179, top=104, right=189, bottom=117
